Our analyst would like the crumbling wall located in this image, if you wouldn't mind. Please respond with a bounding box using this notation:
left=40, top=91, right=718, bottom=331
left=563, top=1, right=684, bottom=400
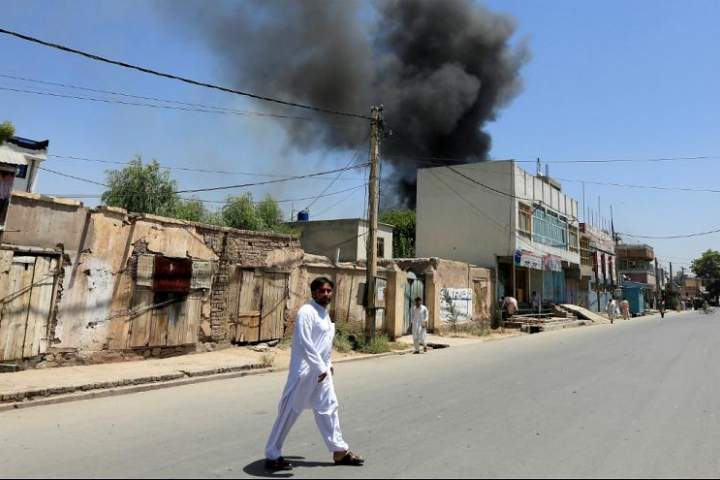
left=199, top=226, right=303, bottom=344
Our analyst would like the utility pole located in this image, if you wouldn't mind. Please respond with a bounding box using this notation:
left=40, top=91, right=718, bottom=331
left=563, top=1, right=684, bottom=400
left=655, top=257, right=661, bottom=307
left=365, top=105, right=382, bottom=343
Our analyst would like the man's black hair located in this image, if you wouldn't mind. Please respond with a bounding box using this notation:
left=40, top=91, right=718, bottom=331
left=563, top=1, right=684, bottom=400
left=311, top=277, right=335, bottom=292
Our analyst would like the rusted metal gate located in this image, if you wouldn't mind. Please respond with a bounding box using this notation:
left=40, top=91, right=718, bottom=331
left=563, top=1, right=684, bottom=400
left=0, top=252, right=60, bottom=361
left=126, top=255, right=201, bottom=349
left=229, top=268, right=288, bottom=343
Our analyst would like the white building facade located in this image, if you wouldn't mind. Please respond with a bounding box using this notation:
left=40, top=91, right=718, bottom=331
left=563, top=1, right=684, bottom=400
left=417, top=160, right=581, bottom=307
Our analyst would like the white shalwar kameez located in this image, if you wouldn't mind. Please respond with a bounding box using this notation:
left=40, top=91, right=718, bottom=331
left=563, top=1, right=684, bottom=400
left=265, top=300, right=349, bottom=461
left=411, top=305, right=429, bottom=352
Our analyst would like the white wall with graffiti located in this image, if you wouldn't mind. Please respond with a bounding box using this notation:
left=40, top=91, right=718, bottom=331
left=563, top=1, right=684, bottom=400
left=440, top=288, right=473, bottom=324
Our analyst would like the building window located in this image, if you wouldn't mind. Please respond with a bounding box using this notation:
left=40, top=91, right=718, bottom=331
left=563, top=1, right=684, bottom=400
left=532, top=207, right=568, bottom=248
left=568, top=226, right=579, bottom=252
left=518, top=203, right=532, bottom=239
left=15, top=164, right=27, bottom=179
left=580, top=238, right=592, bottom=266
left=377, top=238, right=385, bottom=259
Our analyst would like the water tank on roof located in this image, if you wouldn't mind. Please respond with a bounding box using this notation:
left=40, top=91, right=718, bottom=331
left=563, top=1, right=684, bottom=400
left=297, top=210, right=310, bottom=222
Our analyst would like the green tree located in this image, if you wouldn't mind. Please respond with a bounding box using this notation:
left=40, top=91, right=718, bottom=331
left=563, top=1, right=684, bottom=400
left=222, top=193, right=261, bottom=230
left=380, top=209, right=416, bottom=258
left=256, top=195, right=284, bottom=230
left=102, top=157, right=179, bottom=216
left=691, top=249, right=720, bottom=300
left=173, top=197, right=207, bottom=222
left=0, top=121, right=15, bottom=144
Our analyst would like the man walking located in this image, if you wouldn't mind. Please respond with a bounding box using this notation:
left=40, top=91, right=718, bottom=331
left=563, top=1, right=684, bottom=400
left=659, top=297, right=666, bottom=319
left=607, top=297, right=619, bottom=324
left=264, top=277, right=364, bottom=472
left=411, top=296, right=429, bottom=354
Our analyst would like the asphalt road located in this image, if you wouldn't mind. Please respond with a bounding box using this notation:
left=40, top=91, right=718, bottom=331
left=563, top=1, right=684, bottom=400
left=1, top=311, right=719, bottom=479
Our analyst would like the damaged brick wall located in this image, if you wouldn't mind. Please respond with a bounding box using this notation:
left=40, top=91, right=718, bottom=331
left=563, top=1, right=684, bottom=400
left=199, top=227, right=303, bottom=344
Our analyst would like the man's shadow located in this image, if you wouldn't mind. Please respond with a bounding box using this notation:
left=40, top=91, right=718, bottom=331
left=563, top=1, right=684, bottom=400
left=243, top=456, right=335, bottom=478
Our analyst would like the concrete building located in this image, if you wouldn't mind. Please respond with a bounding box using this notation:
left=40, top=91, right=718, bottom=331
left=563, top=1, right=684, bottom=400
left=286, top=218, right=393, bottom=262
left=417, top=160, right=580, bottom=308
left=579, top=223, right=617, bottom=312
left=616, top=244, right=656, bottom=287
left=0, top=136, right=48, bottom=193
left=616, top=243, right=658, bottom=309
left=0, top=136, right=49, bottom=231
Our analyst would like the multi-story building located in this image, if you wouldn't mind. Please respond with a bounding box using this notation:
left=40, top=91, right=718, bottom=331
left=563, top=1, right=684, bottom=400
left=616, top=244, right=656, bottom=287
left=579, top=223, right=617, bottom=312
left=416, top=160, right=581, bottom=307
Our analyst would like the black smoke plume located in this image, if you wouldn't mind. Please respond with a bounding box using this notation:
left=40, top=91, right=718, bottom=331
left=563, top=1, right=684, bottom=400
left=169, top=0, right=528, bottom=208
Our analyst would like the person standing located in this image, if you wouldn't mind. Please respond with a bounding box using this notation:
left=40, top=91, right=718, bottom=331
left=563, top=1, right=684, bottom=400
left=411, top=297, right=429, bottom=354
left=264, top=277, right=364, bottom=472
left=620, top=298, right=630, bottom=321
left=531, top=291, right=541, bottom=316
left=607, top=297, right=619, bottom=324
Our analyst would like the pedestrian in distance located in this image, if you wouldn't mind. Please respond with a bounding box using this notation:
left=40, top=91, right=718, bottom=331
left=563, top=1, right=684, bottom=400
left=411, top=296, right=429, bottom=354
left=620, top=298, right=630, bottom=321
left=659, top=297, right=666, bottom=319
left=531, top=291, right=541, bottom=316
left=607, top=297, right=619, bottom=324
left=502, top=295, right=518, bottom=321
left=264, top=277, right=364, bottom=472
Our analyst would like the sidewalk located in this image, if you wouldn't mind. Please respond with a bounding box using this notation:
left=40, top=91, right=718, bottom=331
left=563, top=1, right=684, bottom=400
left=0, top=344, right=411, bottom=411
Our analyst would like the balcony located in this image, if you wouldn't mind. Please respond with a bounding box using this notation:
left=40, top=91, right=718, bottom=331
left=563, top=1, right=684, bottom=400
left=616, top=244, right=654, bottom=261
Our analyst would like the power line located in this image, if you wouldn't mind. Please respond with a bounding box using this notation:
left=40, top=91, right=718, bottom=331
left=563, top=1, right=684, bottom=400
left=620, top=227, right=720, bottom=240
left=0, top=72, right=317, bottom=116
left=41, top=183, right=369, bottom=206
left=46, top=154, right=361, bottom=180
left=37, top=166, right=107, bottom=187
left=304, top=135, right=369, bottom=211
left=557, top=177, right=720, bottom=194
left=39, top=162, right=369, bottom=195
left=176, top=164, right=369, bottom=194
left=405, top=157, right=720, bottom=196
left=0, top=85, right=365, bottom=130
left=45, top=152, right=720, bottom=192
left=386, top=154, right=720, bottom=166
left=0, top=27, right=371, bottom=121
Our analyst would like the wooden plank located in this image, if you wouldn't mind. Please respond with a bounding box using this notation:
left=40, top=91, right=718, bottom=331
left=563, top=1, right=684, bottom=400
left=0, top=251, right=13, bottom=359
left=128, top=289, right=153, bottom=348
left=148, top=298, right=170, bottom=347
left=236, top=270, right=262, bottom=343
left=165, top=294, right=192, bottom=346
left=226, top=265, right=241, bottom=341
left=1, top=260, right=35, bottom=360
left=184, top=293, right=201, bottom=345
left=136, top=255, right=155, bottom=287
left=23, top=256, right=55, bottom=358
left=259, top=273, right=288, bottom=341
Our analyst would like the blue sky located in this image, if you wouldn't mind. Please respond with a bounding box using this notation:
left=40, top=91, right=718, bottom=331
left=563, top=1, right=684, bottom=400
left=2, top=0, right=719, bottom=273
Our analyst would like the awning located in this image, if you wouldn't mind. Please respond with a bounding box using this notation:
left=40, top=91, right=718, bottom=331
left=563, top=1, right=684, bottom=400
left=0, top=145, right=28, bottom=166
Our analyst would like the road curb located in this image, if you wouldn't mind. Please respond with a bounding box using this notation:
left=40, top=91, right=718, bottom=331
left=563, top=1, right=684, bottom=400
left=0, top=349, right=413, bottom=413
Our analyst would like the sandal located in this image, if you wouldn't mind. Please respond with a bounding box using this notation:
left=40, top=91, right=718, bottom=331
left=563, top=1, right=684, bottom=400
left=265, top=457, right=293, bottom=471
left=334, top=451, right=365, bottom=466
